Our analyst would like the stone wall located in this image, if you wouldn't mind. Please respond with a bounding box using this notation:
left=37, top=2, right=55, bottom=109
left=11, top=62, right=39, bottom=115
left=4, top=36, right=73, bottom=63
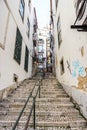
left=0, top=83, right=18, bottom=101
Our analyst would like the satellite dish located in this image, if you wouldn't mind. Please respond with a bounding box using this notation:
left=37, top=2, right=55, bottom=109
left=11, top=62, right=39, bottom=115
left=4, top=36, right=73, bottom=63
left=76, top=0, right=86, bottom=21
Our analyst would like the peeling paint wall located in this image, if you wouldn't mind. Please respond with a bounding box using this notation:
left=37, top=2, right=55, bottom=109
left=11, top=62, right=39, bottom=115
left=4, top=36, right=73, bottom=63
left=77, top=68, right=87, bottom=91
left=53, top=0, right=87, bottom=119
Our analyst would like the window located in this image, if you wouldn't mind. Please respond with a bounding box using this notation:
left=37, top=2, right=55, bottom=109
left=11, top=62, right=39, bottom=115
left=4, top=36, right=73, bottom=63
left=27, top=18, right=30, bottom=38
left=57, top=16, right=62, bottom=48
left=24, top=46, right=29, bottom=72
left=58, top=30, right=62, bottom=47
left=19, top=0, right=25, bottom=21
left=28, top=0, right=31, bottom=12
left=14, top=28, right=22, bottom=64
left=60, top=58, right=65, bottom=75
left=55, top=0, right=58, bottom=10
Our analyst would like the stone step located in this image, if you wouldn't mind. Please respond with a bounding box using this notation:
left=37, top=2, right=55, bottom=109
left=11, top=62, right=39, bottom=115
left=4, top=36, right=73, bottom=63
left=41, top=90, right=65, bottom=93
left=42, top=84, right=58, bottom=86
left=40, top=93, right=67, bottom=96
left=7, top=87, right=38, bottom=97
left=10, top=91, right=31, bottom=96
left=1, top=105, right=77, bottom=116
left=42, top=80, right=57, bottom=82
left=41, top=90, right=66, bottom=94
left=8, top=105, right=75, bottom=113
left=7, top=107, right=81, bottom=115
left=41, top=87, right=64, bottom=90
left=8, top=101, right=74, bottom=108
left=5, top=100, right=75, bottom=109
left=3, top=97, right=70, bottom=104
left=36, top=120, right=86, bottom=127
left=8, top=93, right=31, bottom=98
left=7, top=93, right=68, bottom=99
left=0, top=118, right=86, bottom=128
left=41, top=94, right=68, bottom=98
left=11, top=91, right=66, bottom=97
left=0, top=75, right=86, bottom=130
left=0, top=126, right=87, bottom=130
left=0, top=109, right=80, bottom=117
left=41, top=87, right=64, bottom=91
left=0, top=115, right=85, bottom=127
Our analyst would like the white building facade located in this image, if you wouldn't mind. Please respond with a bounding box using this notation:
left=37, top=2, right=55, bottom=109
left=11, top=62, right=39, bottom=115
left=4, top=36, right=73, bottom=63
left=0, top=0, right=34, bottom=99
left=52, top=0, right=87, bottom=118
left=37, top=27, right=49, bottom=69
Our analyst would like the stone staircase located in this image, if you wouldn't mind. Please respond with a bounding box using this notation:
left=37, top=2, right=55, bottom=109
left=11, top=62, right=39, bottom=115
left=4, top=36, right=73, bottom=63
left=0, top=74, right=87, bottom=130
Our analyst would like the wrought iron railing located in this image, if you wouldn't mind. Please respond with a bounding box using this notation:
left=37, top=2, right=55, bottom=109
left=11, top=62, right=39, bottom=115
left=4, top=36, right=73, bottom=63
left=11, top=78, right=42, bottom=130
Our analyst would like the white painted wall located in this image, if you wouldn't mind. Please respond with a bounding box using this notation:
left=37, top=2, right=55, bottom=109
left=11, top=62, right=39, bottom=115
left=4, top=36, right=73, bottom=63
left=0, top=0, right=9, bottom=48
left=53, top=0, right=87, bottom=118
left=0, top=0, right=34, bottom=90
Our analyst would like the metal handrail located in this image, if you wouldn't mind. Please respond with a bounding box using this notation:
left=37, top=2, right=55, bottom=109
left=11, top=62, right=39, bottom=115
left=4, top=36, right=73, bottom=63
left=24, top=85, right=41, bottom=130
left=11, top=79, right=42, bottom=130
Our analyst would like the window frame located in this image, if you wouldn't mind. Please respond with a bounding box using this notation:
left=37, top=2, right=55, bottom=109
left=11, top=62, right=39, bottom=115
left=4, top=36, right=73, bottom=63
left=14, top=28, right=22, bottom=65
left=27, top=18, right=30, bottom=38
left=57, top=15, right=62, bottom=48
left=24, top=46, right=29, bottom=72
left=19, top=0, right=25, bottom=21
left=60, top=57, right=65, bottom=75
left=55, top=0, right=58, bottom=10
left=28, top=0, right=31, bottom=12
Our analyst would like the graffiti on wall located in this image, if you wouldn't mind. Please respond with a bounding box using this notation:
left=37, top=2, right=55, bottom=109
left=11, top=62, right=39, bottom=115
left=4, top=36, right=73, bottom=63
left=72, top=60, right=85, bottom=77
left=72, top=60, right=87, bottom=91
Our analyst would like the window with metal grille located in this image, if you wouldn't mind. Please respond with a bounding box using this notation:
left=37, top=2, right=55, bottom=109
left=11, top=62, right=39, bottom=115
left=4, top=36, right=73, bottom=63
left=27, top=18, right=30, bottom=38
left=24, top=46, right=29, bottom=72
left=19, top=0, right=25, bottom=21
left=28, top=0, right=31, bottom=12
left=55, top=0, right=58, bottom=10
left=57, top=16, right=62, bottom=48
left=60, top=58, right=65, bottom=75
left=14, top=28, right=22, bottom=64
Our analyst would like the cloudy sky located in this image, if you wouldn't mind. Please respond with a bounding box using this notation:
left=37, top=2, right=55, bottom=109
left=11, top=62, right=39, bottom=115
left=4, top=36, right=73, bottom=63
left=33, top=0, right=50, bottom=28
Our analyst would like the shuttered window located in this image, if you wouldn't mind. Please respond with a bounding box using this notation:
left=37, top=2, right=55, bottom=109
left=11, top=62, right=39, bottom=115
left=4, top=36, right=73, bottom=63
left=14, top=28, right=22, bottom=64
left=60, top=58, right=65, bottom=75
left=57, top=16, right=62, bottom=48
left=19, top=0, right=25, bottom=21
left=24, top=46, right=29, bottom=72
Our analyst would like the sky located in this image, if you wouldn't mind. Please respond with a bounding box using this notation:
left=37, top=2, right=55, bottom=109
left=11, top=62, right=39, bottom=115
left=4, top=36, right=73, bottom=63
left=33, top=0, right=50, bottom=28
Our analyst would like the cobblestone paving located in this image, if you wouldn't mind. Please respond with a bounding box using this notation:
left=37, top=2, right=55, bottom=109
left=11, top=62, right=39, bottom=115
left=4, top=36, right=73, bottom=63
left=0, top=74, right=87, bottom=130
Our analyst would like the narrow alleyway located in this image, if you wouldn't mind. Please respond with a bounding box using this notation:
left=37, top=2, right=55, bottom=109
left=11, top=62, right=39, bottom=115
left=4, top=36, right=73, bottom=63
left=0, top=74, right=87, bottom=130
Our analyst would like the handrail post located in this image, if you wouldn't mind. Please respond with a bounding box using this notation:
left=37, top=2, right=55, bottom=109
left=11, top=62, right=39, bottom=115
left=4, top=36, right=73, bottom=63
left=33, top=96, right=36, bottom=130
left=39, top=85, right=40, bottom=98
left=39, top=80, right=40, bottom=98
left=41, top=79, right=42, bottom=86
